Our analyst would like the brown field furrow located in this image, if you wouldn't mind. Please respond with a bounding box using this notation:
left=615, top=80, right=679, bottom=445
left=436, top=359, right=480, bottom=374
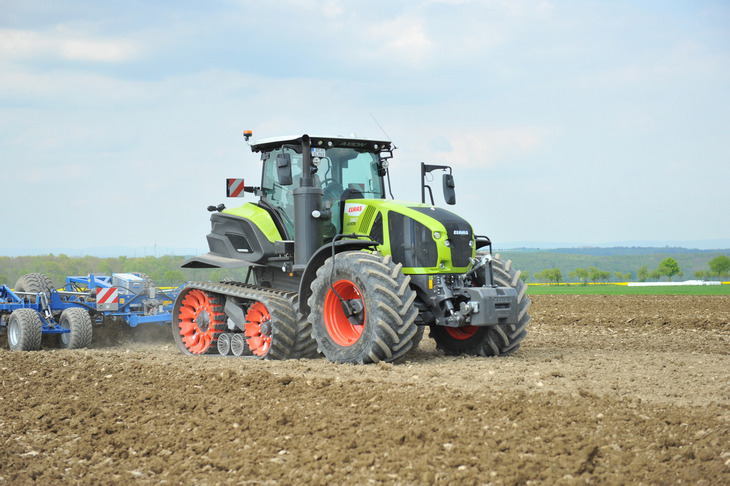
left=1, top=295, right=728, bottom=484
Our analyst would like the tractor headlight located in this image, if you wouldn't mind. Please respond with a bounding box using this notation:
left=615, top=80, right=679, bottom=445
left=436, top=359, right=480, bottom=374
left=433, top=231, right=442, bottom=240
left=444, top=239, right=451, bottom=247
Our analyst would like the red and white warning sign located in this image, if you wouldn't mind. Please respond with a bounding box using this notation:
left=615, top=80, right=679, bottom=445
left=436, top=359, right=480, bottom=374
left=227, top=178, right=245, bottom=197
left=96, top=287, right=119, bottom=311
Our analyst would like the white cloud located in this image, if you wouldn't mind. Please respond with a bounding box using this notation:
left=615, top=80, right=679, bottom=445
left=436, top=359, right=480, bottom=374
left=367, top=18, right=435, bottom=67
left=433, top=127, right=549, bottom=168
left=0, top=28, right=138, bottom=63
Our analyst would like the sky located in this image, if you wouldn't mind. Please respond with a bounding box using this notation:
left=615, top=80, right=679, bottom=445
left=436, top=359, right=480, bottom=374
left=1, top=0, right=729, bottom=256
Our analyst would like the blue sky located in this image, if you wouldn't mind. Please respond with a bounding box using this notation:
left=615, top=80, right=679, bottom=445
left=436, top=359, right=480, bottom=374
left=1, top=0, right=729, bottom=256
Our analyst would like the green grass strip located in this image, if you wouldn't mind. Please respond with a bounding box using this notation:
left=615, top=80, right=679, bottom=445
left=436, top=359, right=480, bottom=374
left=526, top=283, right=730, bottom=296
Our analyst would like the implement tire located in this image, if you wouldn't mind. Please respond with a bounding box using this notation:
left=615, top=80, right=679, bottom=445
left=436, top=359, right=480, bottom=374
left=58, top=308, right=93, bottom=349
left=8, top=309, right=43, bottom=351
left=15, top=273, right=56, bottom=301
left=431, top=253, right=531, bottom=356
left=308, top=252, right=418, bottom=364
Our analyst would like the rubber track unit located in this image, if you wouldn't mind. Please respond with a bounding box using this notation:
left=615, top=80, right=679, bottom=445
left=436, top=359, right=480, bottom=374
left=175, top=281, right=319, bottom=360
left=430, top=253, right=531, bottom=357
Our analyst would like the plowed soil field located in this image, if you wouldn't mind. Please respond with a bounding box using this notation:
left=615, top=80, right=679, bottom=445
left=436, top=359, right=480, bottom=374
left=1, top=295, right=729, bottom=485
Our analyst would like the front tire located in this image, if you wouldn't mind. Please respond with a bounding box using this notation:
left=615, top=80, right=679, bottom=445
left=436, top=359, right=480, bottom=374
left=431, top=254, right=531, bottom=356
left=308, top=252, right=418, bottom=364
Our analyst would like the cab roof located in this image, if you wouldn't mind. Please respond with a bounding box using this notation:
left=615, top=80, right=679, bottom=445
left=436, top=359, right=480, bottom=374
left=250, top=134, right=393, bottom=153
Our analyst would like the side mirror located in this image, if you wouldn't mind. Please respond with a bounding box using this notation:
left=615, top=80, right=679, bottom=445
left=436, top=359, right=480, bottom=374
left=443, top=173, right=456, bottom=205
left=276, top=153, right=293, bottom=186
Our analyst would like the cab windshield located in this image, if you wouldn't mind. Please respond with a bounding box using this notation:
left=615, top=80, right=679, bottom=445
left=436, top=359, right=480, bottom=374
left=261, top=146, right=384, bottom=239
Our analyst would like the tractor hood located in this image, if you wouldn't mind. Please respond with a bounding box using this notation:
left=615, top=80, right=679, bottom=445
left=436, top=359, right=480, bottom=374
left=343, top=199, right=475, bottom=273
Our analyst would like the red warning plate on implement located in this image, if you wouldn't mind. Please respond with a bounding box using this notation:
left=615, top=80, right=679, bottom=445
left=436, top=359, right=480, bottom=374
left=227, top=178, right=245, bottom=197
left=96, top=287, right=119, bottom=311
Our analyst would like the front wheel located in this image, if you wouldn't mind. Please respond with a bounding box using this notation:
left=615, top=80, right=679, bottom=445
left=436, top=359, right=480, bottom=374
left=431, top=254, right=531, bottom=356
left=308, top=252, right=418, bottom=364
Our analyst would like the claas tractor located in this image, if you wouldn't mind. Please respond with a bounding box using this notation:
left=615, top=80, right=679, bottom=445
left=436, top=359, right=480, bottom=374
left=172, top=132, right=530, bottom=363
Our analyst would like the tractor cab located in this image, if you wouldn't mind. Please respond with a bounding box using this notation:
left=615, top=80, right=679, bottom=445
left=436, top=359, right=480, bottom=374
left=252, top=135, right=391, bottom=241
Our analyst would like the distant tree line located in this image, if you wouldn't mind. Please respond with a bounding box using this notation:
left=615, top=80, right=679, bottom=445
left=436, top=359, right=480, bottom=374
left=500, top=249, right=729, bottom=283
left=693, top=255, right=730, bottom=281
left=524, top=256, right=730, bottom=285
left=1, top=253, right=728, bottom=288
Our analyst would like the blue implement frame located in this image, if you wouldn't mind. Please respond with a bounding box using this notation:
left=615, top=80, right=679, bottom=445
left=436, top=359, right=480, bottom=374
left=0, top=274, right=183, bottom=347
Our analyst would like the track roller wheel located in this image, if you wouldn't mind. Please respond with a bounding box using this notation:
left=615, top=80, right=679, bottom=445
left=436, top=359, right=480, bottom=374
left=236, top=296, right=300, bottom=360
left=308, top=252, right=418, bottom=364
left=172, top=287, right=227, bottom=354
left=7, top=309, right=43, bottom=351
left=230, top=333, right=247, bottom=356
left=217, top=332, right=231, bottom=356
left=245, top=302, right=273, bottom=357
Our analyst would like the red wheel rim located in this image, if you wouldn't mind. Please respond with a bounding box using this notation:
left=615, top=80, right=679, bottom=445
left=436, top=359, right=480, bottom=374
left=445, top=326, right=479, bottom=340
left=245, top=301, right=272, bottom=357
left=324, top=279, right=365, bottom=347
left=177, top=289, right=224, bottom=354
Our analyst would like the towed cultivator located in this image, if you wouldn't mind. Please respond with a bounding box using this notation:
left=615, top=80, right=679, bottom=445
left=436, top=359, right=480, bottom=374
left=0, top=273, right=180, bottom=351
left=173, top=132, right=531, bottom=364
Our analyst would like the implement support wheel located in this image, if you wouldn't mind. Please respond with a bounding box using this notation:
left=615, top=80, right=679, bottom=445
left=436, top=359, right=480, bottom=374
left=8, top=309, right=43, bottom=351
left=58, top=307, right=93, bottom=349
left=245, top=301, right=273, bottom=357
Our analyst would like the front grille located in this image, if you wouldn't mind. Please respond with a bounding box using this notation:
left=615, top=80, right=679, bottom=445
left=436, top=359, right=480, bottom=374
left=409, top=206, right=474, bottom=268
left=448, top=233, right=472, bottom=267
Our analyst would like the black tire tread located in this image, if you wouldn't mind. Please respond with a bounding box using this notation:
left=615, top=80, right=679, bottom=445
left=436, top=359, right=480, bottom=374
left=308, top=252, right=418, bottom=364
left=14, top=273, right=56, bottom=301
left=58, top=307, right=93, bottom=349
left=8, top=309, right=43, bottom=351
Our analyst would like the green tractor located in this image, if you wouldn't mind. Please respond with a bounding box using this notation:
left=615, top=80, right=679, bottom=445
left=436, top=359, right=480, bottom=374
left=173, top=132, right=530, bottom=363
